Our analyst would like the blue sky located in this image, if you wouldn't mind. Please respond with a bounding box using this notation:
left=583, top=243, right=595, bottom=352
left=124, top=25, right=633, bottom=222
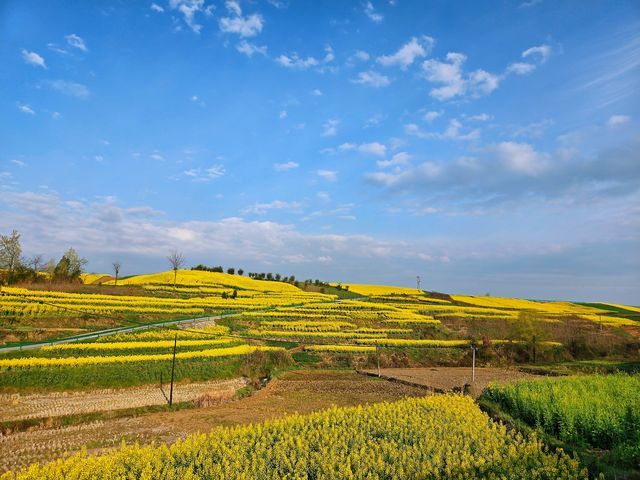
left=1, top=0, right=639, bottom=303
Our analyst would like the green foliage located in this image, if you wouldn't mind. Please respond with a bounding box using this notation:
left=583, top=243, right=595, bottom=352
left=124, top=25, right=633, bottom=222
left=482, top=373, right=640, bottom=465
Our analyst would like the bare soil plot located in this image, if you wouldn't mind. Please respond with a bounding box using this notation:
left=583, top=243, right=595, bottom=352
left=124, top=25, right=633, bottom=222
left=0, top=370, right=425, bottom=474
left=361, top=367, right=536, bottom=396
left=0, top=378, right=246, bottom=422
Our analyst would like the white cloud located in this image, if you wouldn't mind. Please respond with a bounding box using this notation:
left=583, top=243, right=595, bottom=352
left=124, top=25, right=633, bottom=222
left=323, top=45, right=335, bottom=63
left=317, top=169, right=337, bottom=181
left=22, top=50, right=47, bottom=69
left=520, top=0, right=543, bottom=7
left=311, top=89, right=323, bottom=96
left=467, top=113, right=491, bottom=122
left=242, top=200, right=302, bottom=215
left=358, top=142, right=387, bottom=156
left=607, top=115, right=630, bottom=128
left=377, top=36, right=434, bottom=70
left=219, top=1, right=263, bottom=37
left=352, top=70, right=391, bottom=87
left=169, top=0, right=214, bottom=34
left=279, top=110, right=287, bottom=119
left=513, top=119, right=554, bottom=138
left=225, top=0, right=242, bottom=16
left=422, top=52, right=500, bottom=101
left=190, top=95, right=205, bottom=106
left=506, top=62, right=536, bottom=75
left=17, top=103, right=35, bottom=115
left=364, top=113, right=384, bottom=128
left=183, top=164, right=225, bottom=182
left=48, top=80, right=91, bottom=99
left=377, top=152, right=411, bottom=168
left=11, top=159, right=26, bottom=167
left=487, top=141, right=550, bottom=175
left=276, top=53, right=319, bottom=70
left=236, top=40, right=267, bottom=57
left=95, top=155, right=104, bottom=162
left=150, top=3, right=165, bottom=12
left=150, top=152, right=164, bottom=161
left=405, top=119, right=480, bottom=141
left=322, top=119, right=339, bottom=137
left=423, top=111, right=441, bottom=122
left=51, top=111, right=61, bottom=119
left=354, top=50, right=370, bottom=61
left=273, top=161, right=299, bottom=171
left=364, top=1, right=383, bottom=23
left=522, top=44, right=551, bottom=63
left=338, top=142, right=386, bottom=156
left=65, top=34, right=87, bottom=52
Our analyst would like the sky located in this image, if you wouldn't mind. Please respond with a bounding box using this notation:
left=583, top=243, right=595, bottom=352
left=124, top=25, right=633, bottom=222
left=1, top=0, right=639, bottom=303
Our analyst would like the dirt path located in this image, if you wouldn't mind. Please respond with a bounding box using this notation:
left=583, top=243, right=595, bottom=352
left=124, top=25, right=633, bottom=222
left=361, top=367, right=536, bottom=396
left=0, top=370, right=425, bottom=474
left=0, top=378, right=246, bottom=422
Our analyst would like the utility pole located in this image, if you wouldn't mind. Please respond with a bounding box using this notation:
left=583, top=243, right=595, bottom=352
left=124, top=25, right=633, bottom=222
left=471, top=344, right=476, bottom=383
left=377, top=345, right=381, bottom=377
left=416, top=275, right=421, bottom=290
left=169, top=333, right=177, bottom=406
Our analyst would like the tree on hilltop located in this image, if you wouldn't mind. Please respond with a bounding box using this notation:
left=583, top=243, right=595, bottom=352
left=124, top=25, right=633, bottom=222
left=167, top=250, right=185, bottom=288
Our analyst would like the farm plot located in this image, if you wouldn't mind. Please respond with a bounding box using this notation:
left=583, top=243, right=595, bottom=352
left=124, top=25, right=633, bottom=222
left=0, top=378, right=247, bottom=422
left=481, top=373, right=640, bottom=466
left=0, top=394, right=587, bottom=480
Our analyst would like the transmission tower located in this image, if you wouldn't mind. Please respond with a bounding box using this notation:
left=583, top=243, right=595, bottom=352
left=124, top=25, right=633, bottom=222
left=416, top=275, right=421, bottom=290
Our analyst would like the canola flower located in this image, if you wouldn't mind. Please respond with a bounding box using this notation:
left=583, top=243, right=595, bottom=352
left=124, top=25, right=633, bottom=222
left=0, top=395, right=587, bottom=480
left=247, top=329, right=388, bottom=339
left=354, top=338, right=562, bottom=347
left=42, top=338, right=237, bottom=351
left=482, top=373, right=640, bottom=464
left=336, top=283, right=425, bottom=296
left=0, top=345, right=283, bottom=368
left=304, top=344, right=376, bottom=353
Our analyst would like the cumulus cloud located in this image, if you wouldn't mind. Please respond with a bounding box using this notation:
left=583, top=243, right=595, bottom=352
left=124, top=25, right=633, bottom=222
left=65, top=34, right=87, bottom=52
left=352, top=70, right=391, bottom=87
left=169, top=0, right=214, bottom=33
left=339, top=142, right=387, bottom=156
left=364, top=1, right=383, bottom=23
left=219, top=0, right=264, bottom=37
left=405, top=119, right=480, bottom=141
left=276, top=53, right=319, bottom=69
left=377, top=152, right=411, bottom=168
left=47, top=80, right=91, bottom=99
left=506, top=62, right=536, bottom=75
left=150, top=3, right=165, bottom=12
left=607, top=114, right=630, bottom=128
left=423, top=111, right=442, bottom=122
left=322, top=119, right=339, bottom=137
left=522, top=44, right=551, bottom=63
left=316, top=169, right=337, bottom=181
left=22, top=50, right=46, bottom=68
left=183, top=165, right=225, bottom=182
left=17, top=103, right=35, bottom=115
left=236, top=40, right=267, bottom=57
left=354, top=50, right=370, bottom=61
left=242, top=200, right=302, bottom=215
left=377, top=36, right=434, bottom=70
left=422, top=52, right=499, bottom=101
left=273, top=161, right=299, bottom=171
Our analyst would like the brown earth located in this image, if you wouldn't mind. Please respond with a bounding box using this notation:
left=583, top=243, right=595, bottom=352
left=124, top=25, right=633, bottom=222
left=361, top=367, right=536, bottom=397
left=0, top=378, right=246, bottom=422
left=0, top=370, right=425, bottom=474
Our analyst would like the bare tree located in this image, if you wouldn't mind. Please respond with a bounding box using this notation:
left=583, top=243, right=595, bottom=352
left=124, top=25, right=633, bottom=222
left=29, top=254, right=43, bottom=272
left=167, top=250, right=185, bottom=288
left=112, top=262, right=121, bottom=286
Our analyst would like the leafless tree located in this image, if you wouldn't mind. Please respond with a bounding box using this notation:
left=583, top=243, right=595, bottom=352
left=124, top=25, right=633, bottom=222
left=112, top=262, right=121, bottom=286
left=167, top=250, right=185, bottom=288
left=29, top=254, right=43, bottom=273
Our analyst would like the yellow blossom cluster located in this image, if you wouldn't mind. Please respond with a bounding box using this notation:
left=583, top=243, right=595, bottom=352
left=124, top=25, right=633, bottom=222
left=0, top=395, right=587, bottom=479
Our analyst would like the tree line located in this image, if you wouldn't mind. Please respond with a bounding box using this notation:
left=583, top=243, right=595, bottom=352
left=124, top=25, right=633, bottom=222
left=0, top=230, right=88, bottom=285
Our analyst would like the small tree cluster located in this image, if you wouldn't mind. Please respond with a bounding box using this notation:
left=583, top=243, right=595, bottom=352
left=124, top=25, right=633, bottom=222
left=191, top=264, right=244, bottom=276
left=0, top=230, right=88, bottom=285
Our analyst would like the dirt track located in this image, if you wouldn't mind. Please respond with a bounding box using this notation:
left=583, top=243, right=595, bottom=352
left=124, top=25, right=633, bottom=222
left=361, top=367, right=536, bottom=396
